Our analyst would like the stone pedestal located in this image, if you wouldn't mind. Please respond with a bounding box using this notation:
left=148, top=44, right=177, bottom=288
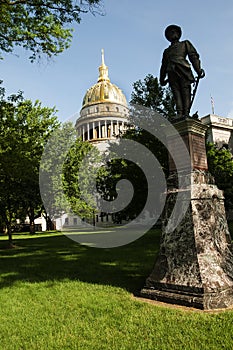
left=140, top=118, right=233, bottom=310
left=168, top=118, right=208, bottom=172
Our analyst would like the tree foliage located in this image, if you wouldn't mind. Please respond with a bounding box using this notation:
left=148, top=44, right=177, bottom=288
left=206, top=143, right=233, bottom=213
left=96, top=126, right=169, bottom=223
left=39, top=122, right=77, bottom=225
left=40, top=122, right=101, bottom=225
left=0, top=0, right=102, bottom=61
left=0, top=84, right=59, bottom=243
left=62, top=136, right=101, bottom=220
left=130, top=74, right=175, bottom=119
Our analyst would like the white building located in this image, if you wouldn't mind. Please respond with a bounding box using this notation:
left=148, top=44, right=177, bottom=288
left=75, top=49, right=129, bottom=151
left=201, top=114, right=233, bottom=151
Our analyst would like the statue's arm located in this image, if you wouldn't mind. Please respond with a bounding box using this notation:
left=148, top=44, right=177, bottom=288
left=160, top=51, right=168, bottom=86
left=186, top=40, right=204, bottom=77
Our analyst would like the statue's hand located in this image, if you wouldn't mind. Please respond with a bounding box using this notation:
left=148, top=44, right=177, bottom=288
left=160, top=78, right=168, bottom=86
left=198, top=69, right=205, bottom=79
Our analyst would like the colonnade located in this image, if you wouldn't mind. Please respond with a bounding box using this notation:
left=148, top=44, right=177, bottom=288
left=77, top=119, right=127, bottom=141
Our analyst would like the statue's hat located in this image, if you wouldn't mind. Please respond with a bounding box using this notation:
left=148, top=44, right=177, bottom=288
left=165, top=25, right=182, bottom=40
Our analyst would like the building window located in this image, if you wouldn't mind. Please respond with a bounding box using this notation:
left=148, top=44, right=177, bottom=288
left=65, top=218, right=69, bottom=225
left=73, top=218, right=78, bottom=225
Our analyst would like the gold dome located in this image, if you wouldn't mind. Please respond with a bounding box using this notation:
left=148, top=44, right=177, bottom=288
left=82, top=49, right=128, bottom=108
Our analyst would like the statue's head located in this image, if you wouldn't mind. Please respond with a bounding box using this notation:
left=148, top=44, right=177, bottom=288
left=165, top=25, right=182, bottom=42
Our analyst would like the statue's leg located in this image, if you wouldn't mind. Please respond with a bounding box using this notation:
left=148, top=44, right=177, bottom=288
left=169, top=75, right=183, bottom=117
left=181, top=80, right=191, bottom=117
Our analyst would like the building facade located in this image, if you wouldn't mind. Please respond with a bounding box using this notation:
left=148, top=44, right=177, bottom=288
left=75, top=49, right=129, bottom=151
left=201, top=114, right=233, bottom=151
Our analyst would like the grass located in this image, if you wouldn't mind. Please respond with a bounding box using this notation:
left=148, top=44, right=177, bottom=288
left=0, top=226, right=233, bottom=350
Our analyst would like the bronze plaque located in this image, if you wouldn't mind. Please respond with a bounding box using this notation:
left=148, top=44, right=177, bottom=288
left=191, top=134, right=208, bottom=170
left=168, top=133, right=208, bottom=171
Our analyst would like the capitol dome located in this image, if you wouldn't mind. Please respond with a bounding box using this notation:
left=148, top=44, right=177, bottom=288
left=82, top=50, right=127, bottom=108
left=76, top=50, right=130, bottom=146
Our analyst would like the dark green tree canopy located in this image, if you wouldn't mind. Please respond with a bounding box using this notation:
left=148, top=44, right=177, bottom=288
left=63, top=136, right=101, bottom=219
left=130, top=74, right=175, bottom=119
left=0, top=0, right=102, bottom=61
left=0, top=84, right=59, bottom=241
left=206, top=142, right=233, bottom=213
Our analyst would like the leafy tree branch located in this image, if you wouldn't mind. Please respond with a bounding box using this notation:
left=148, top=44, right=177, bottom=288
left=0, top=0, right=103, bottom=61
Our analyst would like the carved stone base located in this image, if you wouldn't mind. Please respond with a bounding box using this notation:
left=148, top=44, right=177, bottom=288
left=140, top=178, right=233, bottom=310
left=140, top=284, right=233, bottom=310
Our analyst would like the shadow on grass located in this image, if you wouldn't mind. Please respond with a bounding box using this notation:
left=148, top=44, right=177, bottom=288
left=0, top=229, right=161, bottom=293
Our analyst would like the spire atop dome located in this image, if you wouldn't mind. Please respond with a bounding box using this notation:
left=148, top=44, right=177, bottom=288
left=98, top=48, right=110, bottom=82
left=81, top=49, right=128, bottom=109
left=101, top=48, right=105, bottom=65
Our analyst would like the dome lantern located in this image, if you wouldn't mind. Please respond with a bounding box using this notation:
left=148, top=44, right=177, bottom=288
left=98, top=49, right=110, bottom=83
left=81, top=49, right=128, bottom=109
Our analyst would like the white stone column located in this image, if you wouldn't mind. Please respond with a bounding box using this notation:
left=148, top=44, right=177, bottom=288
left=117, top=120, right=119, bottom=136
left=82, top=126, right=85, bottom=141
left=111, top=120, right=113, bottom=137
left=105, top=120, right=107, bottom=138
left=93, top=122, right=96, bottom=139
left=98, top=121, right=101, bottom=138
left=77, top=127, right=80, bottom=139
left=87, top=123, right=90, bottom=140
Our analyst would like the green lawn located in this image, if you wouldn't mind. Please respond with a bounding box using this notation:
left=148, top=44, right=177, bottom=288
left=0, top=226, right=233, bottom=350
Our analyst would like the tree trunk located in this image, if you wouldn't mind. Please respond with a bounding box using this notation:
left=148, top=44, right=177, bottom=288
left=43, top=211, right=55, bottom=231
left=43, top=211, right=49, bottom=231
left=28, top=206, right=35, bottom=234
left=6, top=223, right=14, bottom=248
left=30, top=221, right=35, bottom=234
left=48, top=217, right=55, bottom=230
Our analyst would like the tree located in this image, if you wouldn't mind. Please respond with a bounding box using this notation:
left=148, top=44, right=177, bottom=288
left=96, top=128, right=169, bottom=223
left=206, top=143, right=233, bottom=214
left=39, top=122, right=76, bottom=229
left=131, top=74, right=175, bottom=119
left=0, top=0, right=103, bottom=61
left=39, top=122, right=101, bottom=227
left=127, top=74, right=174, bottom=181
left=0, top=85, right=59, bottom=244
left=18, top=99, right=59, bottom=233
left=62, top=136, right=102, bottom=220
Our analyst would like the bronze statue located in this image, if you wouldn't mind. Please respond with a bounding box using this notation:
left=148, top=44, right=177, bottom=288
left=160, top=25, right=205, bottom=119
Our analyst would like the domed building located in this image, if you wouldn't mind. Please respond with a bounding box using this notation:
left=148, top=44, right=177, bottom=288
left=75, top=49, right=130, bottom=150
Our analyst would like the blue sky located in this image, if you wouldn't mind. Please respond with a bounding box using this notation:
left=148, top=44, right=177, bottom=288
left=1, top=0, right=233, bottom=121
